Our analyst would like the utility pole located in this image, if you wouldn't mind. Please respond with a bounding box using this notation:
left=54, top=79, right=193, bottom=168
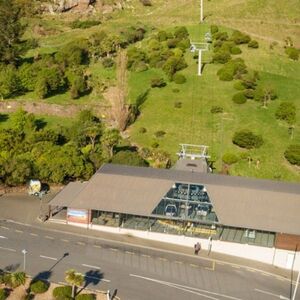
left=198, top=50, right=202, bottom=76
left=200, top=0, right=203, bottom=23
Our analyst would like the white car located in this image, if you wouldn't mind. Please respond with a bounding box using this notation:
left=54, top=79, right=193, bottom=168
left=165, top=204, right=177, bottom=217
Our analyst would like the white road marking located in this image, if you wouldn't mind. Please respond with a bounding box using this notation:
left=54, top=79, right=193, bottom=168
left=93, top=245, right=102, bottom=248
left=125, top=251, right=134, bottom=255
left=85, top=275, right=110, bottom=283
left=254, top=288, right=289, bottom=299
left=61, top=239, right=69, bottom=243
left=30, top=233, right=38, bottom=237
left=231, top=265, right=240, bottom=269
left=0, top=236, right=8, bottom=239
left=141, top=254, right=150, bottom=258
left=0, top=226, right=9, bottom=230
left=109, top=248, right=118, bottom=252
left=0, top=246, right=16, bottom=252
left=82, top=264, right=101, bottom=270
left=45, top=236, right=54, bottom=240
left=76, top=242, right=85, bottom=246
left=40, top=255, right=58, bottom=261
left=246, top=268, right=255, bottom=272
left=190, top=264, right=198, bottom=268
left=15, top=229, right=23, bottom=233
left=130, top=274, right=242, bottom=300
left=158, top=257, right=168, bottom=261
left=175, top=261, right=183, bottom=264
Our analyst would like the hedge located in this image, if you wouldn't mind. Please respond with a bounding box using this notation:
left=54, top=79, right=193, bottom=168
left=53, top=286, right=72, bottom=300
left=30, top=280, right=49, bottom=294
left=233, top=130, right=264, bottom=149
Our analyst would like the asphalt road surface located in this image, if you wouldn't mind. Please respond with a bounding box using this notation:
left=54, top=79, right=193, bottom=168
left=0, top=220, right=295, bottom=300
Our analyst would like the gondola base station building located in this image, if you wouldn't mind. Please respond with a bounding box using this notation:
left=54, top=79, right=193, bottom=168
left=49, top=163, right=300, bottom=270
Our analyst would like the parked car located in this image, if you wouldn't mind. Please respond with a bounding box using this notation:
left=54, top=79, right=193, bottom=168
left=195, top=204, right=210, bottom=216
left=165, top=204, right=178, bottom=217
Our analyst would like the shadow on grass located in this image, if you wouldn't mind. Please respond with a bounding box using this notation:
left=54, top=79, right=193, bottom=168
left=0, top=114, right=9, bottom=123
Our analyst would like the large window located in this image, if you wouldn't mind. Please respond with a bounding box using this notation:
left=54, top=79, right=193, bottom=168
left=151, top=182, right=218, bottom=223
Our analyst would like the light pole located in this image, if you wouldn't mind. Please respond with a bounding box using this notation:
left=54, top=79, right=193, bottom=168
left=21, top=249, right=27, bottom=272
left=200, top=0, right=203, bottom=23
left=292, top=269, right=300, bottom=300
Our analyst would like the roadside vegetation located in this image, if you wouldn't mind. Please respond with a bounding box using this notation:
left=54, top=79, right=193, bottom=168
left=0, top=0, right=299, bottom=183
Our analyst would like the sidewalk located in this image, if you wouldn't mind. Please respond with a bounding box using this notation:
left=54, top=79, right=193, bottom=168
left=0, top=192, right=295, bottom=280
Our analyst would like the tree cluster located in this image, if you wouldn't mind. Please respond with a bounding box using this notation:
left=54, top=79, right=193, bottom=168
left=127, top=26, right=189, bottom=80
left=232, top=130, right=264, bottom=149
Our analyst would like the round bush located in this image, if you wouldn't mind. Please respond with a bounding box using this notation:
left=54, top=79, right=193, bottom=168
left=233, top=81, right=245, bottom=90
left=0, top=289, right=8, bottom=300
left=222, top=153, right=239, bottom=165
left=53, top=286, right=72, bottom=300
left=30, top=280, right=49, bottom=294
left=151, top=142, right=159, bottom=148
left=285, top=47, right=299, bottom=60
left=217, top=69, right=233, bottom=81
left=243, top=89, right=255, bottom=99
left=172, top=73, right=186, bottom=84
left=111, top=150, right=148, bottom=167
left=230, top=47, right=242, bottom=55
left=75, top=294, right=96, bottom=300
left=284, top=144, right=300, bottom=166
left=154, top=130, right=166, bottom=138
left=212, top=50, right=231, bottom=64
left=151, top=77, right=166, bottom=88
left=102, top=57, right=114, bottom=68
left=275, top=102, right=296, bottom=124
left=248, top=40, right=259, bottom=48
left=232, top=92, right=247, bottom=104
left=210, top=106, right=223, bottom=114
left=174, top=101, right=182, bottom=108
left=172, top=88, right=180, bottom=93
left=233, top=130, right=264, bottom=149
left=139, top=127, right=147, bottom=134
left=213, top=31, right=228, bottom=41
left=230, top=30, right=251, bottom=44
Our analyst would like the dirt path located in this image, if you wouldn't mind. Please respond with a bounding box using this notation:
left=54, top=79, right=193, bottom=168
left=0, top=100, right=110, bottom=119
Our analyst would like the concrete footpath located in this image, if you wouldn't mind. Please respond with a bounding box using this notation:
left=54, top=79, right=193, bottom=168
left=0, top=192, right=297, bottom=281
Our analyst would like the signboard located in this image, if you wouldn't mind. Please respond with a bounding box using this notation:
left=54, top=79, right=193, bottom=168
left=67, top=208, right=89, bottom=224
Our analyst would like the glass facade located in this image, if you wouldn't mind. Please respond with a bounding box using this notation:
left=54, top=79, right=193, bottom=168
left=151, top=182, right=218, bottom=223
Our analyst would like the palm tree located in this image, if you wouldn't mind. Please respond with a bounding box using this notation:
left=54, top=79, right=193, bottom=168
left=10, top=272, right=26, bottom=288
left=65, top=269, right=84, bottom=299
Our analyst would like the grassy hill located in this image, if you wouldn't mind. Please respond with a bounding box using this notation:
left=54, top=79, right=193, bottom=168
left=2, top=0, right=300, bottom=182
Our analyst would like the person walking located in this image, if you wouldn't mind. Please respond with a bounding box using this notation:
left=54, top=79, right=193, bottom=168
left=194, top=242, right=201, bottom=255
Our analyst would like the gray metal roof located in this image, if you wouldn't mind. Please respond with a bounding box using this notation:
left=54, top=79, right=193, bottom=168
left=49, top=164, right=300, bottom=235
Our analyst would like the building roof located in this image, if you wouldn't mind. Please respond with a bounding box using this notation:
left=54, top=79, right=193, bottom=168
left=173, top=158, right=208, bottom=173
left=49, top=164, right=300, bottom=235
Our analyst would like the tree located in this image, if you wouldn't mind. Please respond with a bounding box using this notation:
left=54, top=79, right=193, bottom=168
left=284, top=144, right=300, bottom=166
left=275, top=102, right=296, bottom=125
left=9, top=272, right=26, bottom=288
left=254, top=85, right=277, bottom=108
left=65, top=269, right=84, bottom=299
left=0, top=0, right=25, bottom=64
left=10, top=108, right=36, bottom=135
left=0, top=65, right=21, bottom=99
left=101, top=128, right=120, bottom=158
left=111, top=150, right=148, bottom=167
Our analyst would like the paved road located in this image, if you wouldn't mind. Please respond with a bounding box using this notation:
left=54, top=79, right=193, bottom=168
left=0, top=220, right=295, bottom=300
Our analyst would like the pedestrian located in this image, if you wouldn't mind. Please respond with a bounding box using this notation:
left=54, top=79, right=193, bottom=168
left=208, top=236, right=212, bottom=255
left=194, top=242, right=201, bottom=255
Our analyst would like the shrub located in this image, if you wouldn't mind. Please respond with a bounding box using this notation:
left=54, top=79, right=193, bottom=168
left=151, top=77, right=166, bottom=88
left=172, top=88, right=180, bottom=93
left=217, top=69, right=233, bottom=81
left=75, top=294, right=96, bottom=300
left=71, top=20, right=101, bottom=29
left=217, top=58, right=247, bottom=81
left=53, top=286, right=72, bottom=300
left=151, top=142, right=159, bottom=148
left=167, top=38, right=180, bottom=48
left=139, top=127, right=147, bottom=133
left=210, top=106, right=223, bottom=114
left=230, top=30, right=251, bottom=44
left=21, top=293, right=34, bottom=300
left=30, top=280, right=49, bottom=294
left=233, top=130, right=264, bottom=149
left=243, top=89, right=255, bottom=99
left=154, top=130, right=166, bottom=138
left=232, top=92, right=247, bottom=104
left=140, top=0, right=152, bottom=6
left=111, top=150, right=148, bottom=167
left=174, top=101, right=182, bottom=108
left=284, top=144, right=300, bottom=166
left=213, top=31, right=228, bottom=41
left=234, top=81, right=245, bottom=90
left=210, top=25, right=219, bottom=34
left=102, top=57, right=114, bottom=68
left=212, top=51, right=231, bottom=64
left=230, top=46, right=242, bottom=55
left=174, top=26, right=189, bottom=39
left=222, top=153, right=239, bottom=165
left=285, top=47, right=299, bottom=60
left=0, top=289, right=8, bottom=300
left=248, top=40, right=259, bottom=48
left=173, top=73, right=186, bottom=84
left=275, top=102, right=296, bottom=124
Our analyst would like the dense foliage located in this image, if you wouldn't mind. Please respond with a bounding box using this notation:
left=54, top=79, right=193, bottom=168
left=284, top=144, right=300, bottom=166
left=52, top=285, right=72, bottom=300
left=232, top=130, right=264, bottom=149
left=30, top=280, right=49, bottom=294
left=275, top=102, right=296, bottom=125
